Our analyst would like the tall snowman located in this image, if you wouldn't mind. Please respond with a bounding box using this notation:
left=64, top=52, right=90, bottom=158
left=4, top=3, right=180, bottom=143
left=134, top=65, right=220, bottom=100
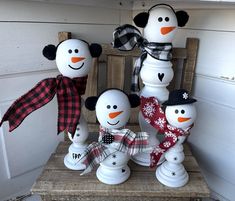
left=0, top=39, right=102, bottom=170
left=79, top=89, right=149, bottom=185
left=113, top=4, right=189, bottom=166
left=50, top=39, right=102, bottom=170
left=150, top=89, right=197, bottom=187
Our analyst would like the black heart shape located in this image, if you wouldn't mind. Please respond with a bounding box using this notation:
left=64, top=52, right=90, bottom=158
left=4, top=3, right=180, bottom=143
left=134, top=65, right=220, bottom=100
left=158, top=73, right=164, bottom=82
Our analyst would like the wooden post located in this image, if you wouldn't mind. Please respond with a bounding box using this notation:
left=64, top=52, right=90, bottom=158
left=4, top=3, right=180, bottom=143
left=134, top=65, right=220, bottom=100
left=58, top=32, right=72, bottom=43
left=180, top=38, right=199, bottom=93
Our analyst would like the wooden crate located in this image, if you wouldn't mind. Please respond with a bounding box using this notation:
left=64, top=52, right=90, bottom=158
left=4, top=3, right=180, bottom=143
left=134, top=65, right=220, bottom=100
left=31, top=135, right=210, bottom=201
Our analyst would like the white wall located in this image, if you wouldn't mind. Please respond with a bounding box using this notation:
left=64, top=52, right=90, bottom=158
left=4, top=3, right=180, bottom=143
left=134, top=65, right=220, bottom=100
left=133, top=3, right=235, bottom=201
left=0, top=1, right=132, bottom=200
left=1, top=1, right=235, bottom=200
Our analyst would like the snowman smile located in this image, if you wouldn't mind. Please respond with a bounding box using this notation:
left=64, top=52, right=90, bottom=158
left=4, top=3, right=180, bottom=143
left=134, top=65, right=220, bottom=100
left=178, top=117, right=191, bottom=122
left=107, top=121, right=120, bottom=126
left=68, top=62, right=84, bottom=70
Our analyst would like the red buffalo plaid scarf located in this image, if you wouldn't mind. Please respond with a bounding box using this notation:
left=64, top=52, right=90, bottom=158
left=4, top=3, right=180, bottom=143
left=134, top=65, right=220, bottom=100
left=79, top=126, right=149, bottom=175
left=140, top=96, right=192, bottom=168
left=0, top=75, right=88, bottom=135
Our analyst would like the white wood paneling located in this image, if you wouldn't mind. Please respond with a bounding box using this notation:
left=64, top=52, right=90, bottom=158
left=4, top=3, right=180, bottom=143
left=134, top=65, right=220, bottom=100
left=193, top=75, right=235, bottom=108
left=133, top=6, right=235, bottom=201
left=0, top=70, right=63, bottom=178
left=0, top=0, right=133, bottom=200
left=174, top=29, right=235, bottom=79
left=0, top=23, right=116, bottom=75
left=0, top=1, right=120, bottom=24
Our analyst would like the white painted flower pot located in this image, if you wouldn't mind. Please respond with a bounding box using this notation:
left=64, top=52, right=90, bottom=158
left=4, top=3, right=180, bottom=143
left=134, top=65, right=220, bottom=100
left=96, top=148, right=131, bottom=185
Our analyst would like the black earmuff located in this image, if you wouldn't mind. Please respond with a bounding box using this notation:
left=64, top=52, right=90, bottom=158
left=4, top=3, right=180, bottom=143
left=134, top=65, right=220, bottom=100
left=128, top=94, right=140, bottom=108
left=133, top=12, right=149, bottom=28
left=176, top=10, right=189, bottom=27
left=85, top=96, right=99, bottom=111
left=42, top=44, right=57, bottom=60
left=134, top=3, right=189, bottom=28
left=89, top=43, right=102, bottom=58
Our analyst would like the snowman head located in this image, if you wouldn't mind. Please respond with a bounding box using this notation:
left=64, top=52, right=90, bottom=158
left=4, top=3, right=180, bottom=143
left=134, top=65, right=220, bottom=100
left=133, top=4, right=189, bottom=43
left=163, top=89, right=197, bottom=129
left=85, top=89, right=140, bottom=129
left=42, top=39, right=102, bottom=78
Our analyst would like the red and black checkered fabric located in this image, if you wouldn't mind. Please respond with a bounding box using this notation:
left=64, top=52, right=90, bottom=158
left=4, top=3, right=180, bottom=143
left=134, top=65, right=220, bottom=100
left=0, top=75, right=88, bottom=135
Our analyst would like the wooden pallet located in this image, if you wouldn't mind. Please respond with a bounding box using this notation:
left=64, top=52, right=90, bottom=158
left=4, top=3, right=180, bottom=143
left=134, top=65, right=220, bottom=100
left=31, top=134, right=210, bottom=201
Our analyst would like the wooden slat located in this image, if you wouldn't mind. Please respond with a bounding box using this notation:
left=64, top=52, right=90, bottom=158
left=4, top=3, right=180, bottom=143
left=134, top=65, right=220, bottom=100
left=58, top=31, right=71, bottom=42
left=32, top=170, right=209, bottom=200
left=180, top=38, right=199, bottom=93
left=55, top=140, right=192, bottom=156
left=101, top=44, right=187, bottom=59
left=107, top=56, right=125, bottom=89
left=83, top=58, right=99, bottom=124
left=31, top=140, right=209, bottom=201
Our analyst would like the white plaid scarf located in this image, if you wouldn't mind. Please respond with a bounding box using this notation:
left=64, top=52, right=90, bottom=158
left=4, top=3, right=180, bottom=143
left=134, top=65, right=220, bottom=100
left=113, top=24, right=173, bottom=94
left=79, top=126, right=149, bottom=175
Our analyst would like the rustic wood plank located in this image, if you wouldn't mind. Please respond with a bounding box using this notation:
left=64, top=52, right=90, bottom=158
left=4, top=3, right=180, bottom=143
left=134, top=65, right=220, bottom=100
left=83, top=58, right=99, bottom=124
left=58, top=31, right=71, bottom=42
left=39, top=195, right=190, bottom=201
left=180, top=38, right=199, bottom=93
left=101, top=44, right=187, bottom=59
left=55, top=141, right=192, bottom=156
left=107, top=56, right=125, bottom=89
left=32, top=170, right=209, bottom=199
left=40, top=153, right=200, bottom=173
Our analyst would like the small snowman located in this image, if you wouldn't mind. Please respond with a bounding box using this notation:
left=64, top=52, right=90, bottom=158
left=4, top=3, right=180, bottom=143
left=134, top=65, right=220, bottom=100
left=154, top=89, right=197, bottom=187
left=113, top=4, right=189, bottom=166
left=0, top=39, right=102, bottom=170
left=79, top=89, right=149, bottom=185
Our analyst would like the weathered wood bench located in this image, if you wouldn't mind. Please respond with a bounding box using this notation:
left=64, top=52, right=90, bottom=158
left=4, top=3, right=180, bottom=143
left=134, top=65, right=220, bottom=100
left=31, top=138, right=210, bottom=201
left=31, top=32, right=210, bottom=201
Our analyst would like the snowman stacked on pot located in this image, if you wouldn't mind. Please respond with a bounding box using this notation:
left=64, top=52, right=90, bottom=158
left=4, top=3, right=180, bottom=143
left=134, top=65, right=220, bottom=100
left=0, top=38, right=102, bottom=171
left=78, top=89, right=149, bottom=185
left=113, top=4, right=189, bottom=166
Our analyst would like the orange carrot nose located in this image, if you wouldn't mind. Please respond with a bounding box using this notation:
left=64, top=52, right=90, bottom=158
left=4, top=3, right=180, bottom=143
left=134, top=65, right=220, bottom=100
left=71, top=57, right=85, bottom=63
left=161, top=26, right=176, bottom=35
left=178, top=117, right=191, bottom=123
left=109, top=111, right=123, bottom=119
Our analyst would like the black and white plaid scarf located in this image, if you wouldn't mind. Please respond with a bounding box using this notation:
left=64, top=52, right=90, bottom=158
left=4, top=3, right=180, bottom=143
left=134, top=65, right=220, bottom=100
left=113, top=24, right=173, bottom=94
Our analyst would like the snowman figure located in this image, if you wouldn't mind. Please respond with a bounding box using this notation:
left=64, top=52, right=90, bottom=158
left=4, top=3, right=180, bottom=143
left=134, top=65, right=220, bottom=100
left=154, top=89, right=197, bottom=187
left=79, top=89, right=149, bottom=185
left=51, top=39, right=102, bottom=170
left=113, top=4, right=189, bottom=166
left=63, top=113, right=89, bottom=170
left=0, top=39, right=102, bottom=170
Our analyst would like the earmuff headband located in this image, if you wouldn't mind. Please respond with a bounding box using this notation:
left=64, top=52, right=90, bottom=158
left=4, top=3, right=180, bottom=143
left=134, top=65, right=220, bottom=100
left=148, top=3, right=176, bottom=14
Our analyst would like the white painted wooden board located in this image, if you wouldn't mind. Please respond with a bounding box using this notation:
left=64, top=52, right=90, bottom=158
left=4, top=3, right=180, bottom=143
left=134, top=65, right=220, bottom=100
left=0, top=1, right=120, bottom=24
left=0, top=23, right=116, bottom=76
left=133, top=7, right=235, bottom=201
left=0, top=71, right=64, bottom=178
left=0, top=1, right=132, bottom=200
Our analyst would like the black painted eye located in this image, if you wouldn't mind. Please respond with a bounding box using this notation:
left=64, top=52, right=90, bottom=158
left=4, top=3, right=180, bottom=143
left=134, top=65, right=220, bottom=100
left=165, top=17, right=169, bottom=22
left=68, top=49, right=72, bottom=54
left=158, top=17, right=163, bottom=22
left=113, top=105, right=117, bottom=109
left=175, top=109, right=179, bottom=114
left=74, top=49, right=79, bottom=53
left=181, top=110, right=185, bottom=114
left=107, top=105, right=111, bottom=109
